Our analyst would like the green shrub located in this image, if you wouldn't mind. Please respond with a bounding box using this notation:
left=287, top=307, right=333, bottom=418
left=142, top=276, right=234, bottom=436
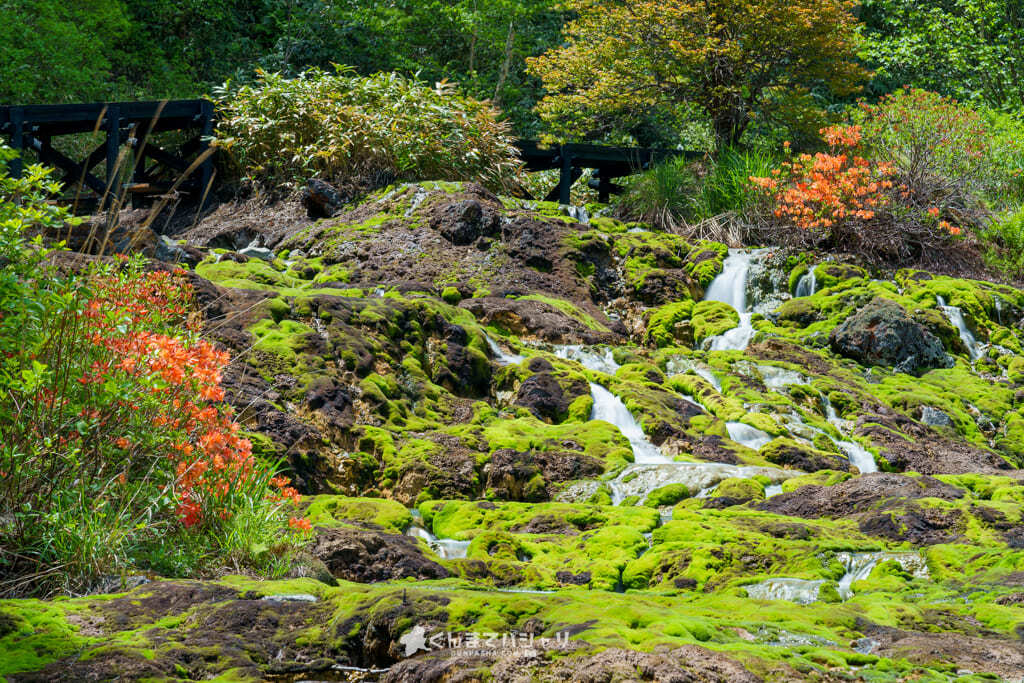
left=213, top=67, right=523, bottom=194
left=980, top=208, right=1024, bottom=278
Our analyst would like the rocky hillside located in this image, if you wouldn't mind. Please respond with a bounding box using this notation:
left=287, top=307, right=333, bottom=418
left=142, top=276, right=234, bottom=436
left=4, top=183, right=1024, bottom=681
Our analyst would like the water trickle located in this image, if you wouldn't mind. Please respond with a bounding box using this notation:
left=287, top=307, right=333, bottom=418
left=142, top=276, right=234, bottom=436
left=757, top=365, right=805, bottom=391
left=704, top=250, right=757, bottom=351
left=566, top=205, right=590, bottom=225
left=406, top=525, right=471, bottom=559
left=764, top=484, right=783, bottom=498
left=590, top=383, right=669, bottom=465
left=821, top=394, right=878, bottom=474
left=936, top=296, right=983, bottom=361
left=666, top=358, right=722, bottom=391
left=484, top=333, right=525, bottom=366
left=835, top=551, right=928, bottom=599
left=745, top=578, right=824, bottom=604
left=554, top=345, right=620, bottom=375
left=794, top=266, right=817, bottom=298
left=994, top=295, right=1004, bottom=325
left=726, top=422, right=773, bottom=451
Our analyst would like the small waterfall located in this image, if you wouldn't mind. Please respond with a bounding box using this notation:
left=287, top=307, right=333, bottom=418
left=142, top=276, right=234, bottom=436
left=994, top=296, right=1004, bottom=325
left=566, top=205, right=590, bottom=225
left=484, top=333, right=525, bottom=366
left=406, top=525, right=471, bottom=559
left=764, top=484, right=783, bottom=498
left=590, top=383, right=669, bottom=464
left=936, top=296, right=983, bottom=361
left=726, top=422, right=772, bottom=451
left=746, top=578, right=824, bottom=604
left=821, top=395, right=878, bottom=474
left=666, top=358, right=722, bottom=391
left=704, top=250, right=756, bottom=351
left=757, top=365, right=804, bottom=391
left=554, top=345, right=620, bottom=375
left=794, top=266, right=817, bottom=298
left=835, top=551, right=929, bottom=599
left=606, top=462, right=797, bottom=504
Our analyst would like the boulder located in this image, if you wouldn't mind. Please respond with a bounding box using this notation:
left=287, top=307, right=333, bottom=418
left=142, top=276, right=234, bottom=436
left=311, top=526, right=449, bottom=583
left=830, top=297, right=951, bottom=374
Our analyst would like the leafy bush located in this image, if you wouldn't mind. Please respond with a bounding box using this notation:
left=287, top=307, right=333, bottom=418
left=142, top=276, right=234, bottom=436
left=0, top=147, right=306, bottom=596
left=979, top=208, right=1024, bottom=279
left=213, top=67, right=523, bottom=194
left=853, top=88, right=1024, bottom=212
left=749, top=125, right=964, bottom=263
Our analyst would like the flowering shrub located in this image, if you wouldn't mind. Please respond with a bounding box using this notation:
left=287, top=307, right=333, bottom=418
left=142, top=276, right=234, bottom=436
left=750, top=124, right=969, bottom=263
left=0, top=148, right=307, bottom=595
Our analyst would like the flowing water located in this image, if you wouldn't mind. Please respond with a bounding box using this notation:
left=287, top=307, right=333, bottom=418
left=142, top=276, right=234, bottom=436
left=745, top=578, right=824, bottom=604
left=835, top=551, right=928, bottom=599
left=406, top=525, right=471, bottom=559
left=607, top=462, right=797, bottom=505
left=821, top=395, right=878, bottom=474
left=590, top=383, right=670, bottom=465
left=555, top=345, right=620, bottom=375
left=704, top=250, right=757, bottom=351
left=746, top=551, right=927, bottom=604
left=794, top=266, right=817, bottom=298
left=726, top=422, right=773, bottom=450
left=936, top=296, right=983, bottom=360
left=484, top=333, right=525, bottom=366
left=666, top=357, right=723, bottom=391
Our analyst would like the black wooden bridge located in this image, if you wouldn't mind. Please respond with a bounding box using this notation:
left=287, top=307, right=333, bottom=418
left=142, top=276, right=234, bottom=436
left=0, top=98, right=693, bottom=206
left=0, top=99, right=214, bottom=206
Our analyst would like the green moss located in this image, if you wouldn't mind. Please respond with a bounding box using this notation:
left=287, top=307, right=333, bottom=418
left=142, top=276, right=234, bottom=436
left=712, top=477, right=765, bottom=502
left=644, top=483, right=691, bottom=507
left=441, top=286, right=462, bottom=304
left=304, top=496, right=412, bottom=532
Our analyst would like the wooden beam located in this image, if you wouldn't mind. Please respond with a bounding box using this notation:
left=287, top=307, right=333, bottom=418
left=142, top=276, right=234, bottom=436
left=27, top=135, right=107, bottom=196
left=9, top=107, right=23, bottom=178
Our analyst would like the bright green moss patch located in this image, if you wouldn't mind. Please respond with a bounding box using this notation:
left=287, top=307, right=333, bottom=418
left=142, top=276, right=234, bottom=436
left=304, top=496, right=412, bottom=532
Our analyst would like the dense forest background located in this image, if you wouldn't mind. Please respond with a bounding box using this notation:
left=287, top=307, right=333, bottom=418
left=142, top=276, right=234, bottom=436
left=5, top=0, right=1024, bottom=138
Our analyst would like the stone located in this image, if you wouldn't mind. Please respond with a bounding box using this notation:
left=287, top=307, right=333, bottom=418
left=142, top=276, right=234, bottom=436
left=920, top=406, right=954, bottom=428
left=830, top=297, right=951, bottom=374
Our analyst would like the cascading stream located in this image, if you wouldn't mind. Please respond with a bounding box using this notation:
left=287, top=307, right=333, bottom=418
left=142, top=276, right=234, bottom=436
left=794, top=265, right=817, bottom=298
left=704, top=250, right=757, bottom=351
left=936, top=295, right=983, bottom=360
left=484, top=333, right=525, bottom=365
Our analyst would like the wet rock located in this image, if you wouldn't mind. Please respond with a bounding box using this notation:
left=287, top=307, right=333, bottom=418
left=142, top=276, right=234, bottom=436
left=302, top=178, right=346, bottom=218
left=761, top=438, right=852, bottom=473
left=856, top=410, right=1010, bottom=474
left=311, top=526, right=449, bottom=582
left=431, top=198, right=500, bottom=246
left=461, top=296, right=623, bottom=344
left=830, top=297, right=951, bottom=375
left=514, top=373, right=571, bottom=422
left=485, top=449, right=604, bottom=502
left=760, top=472, right=961, bottom=518
left=919, top=406, right=954, bottom=428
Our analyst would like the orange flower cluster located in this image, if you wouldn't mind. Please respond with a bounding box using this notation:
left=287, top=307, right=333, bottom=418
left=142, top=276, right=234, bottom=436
left=78, top=262, right=305, bottom=531
left=750, top=125, right=896, bottom=231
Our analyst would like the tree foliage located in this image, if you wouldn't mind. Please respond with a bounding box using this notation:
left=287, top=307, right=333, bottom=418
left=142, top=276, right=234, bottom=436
left=859, top=0, right=1024, bottom=112
left=527, top=0, right=868, bottom=148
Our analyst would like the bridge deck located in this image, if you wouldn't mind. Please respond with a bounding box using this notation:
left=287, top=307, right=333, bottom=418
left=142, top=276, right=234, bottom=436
left=0, top=99, right=697, bottom=205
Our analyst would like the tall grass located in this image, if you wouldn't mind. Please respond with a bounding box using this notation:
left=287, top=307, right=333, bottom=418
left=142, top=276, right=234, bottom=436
left=617, top=147, right=776, bottom=234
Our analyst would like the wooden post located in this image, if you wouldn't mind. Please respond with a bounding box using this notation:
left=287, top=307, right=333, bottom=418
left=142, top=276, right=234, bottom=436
left=597, top=168, right=612, bottom=203
left=9, top=107, right=24, bottom=178
left=104, top=105, right=121, bottom=206
left=559, top=146, right=573, bottom=205
left=198, top=99, right=214, bottom=207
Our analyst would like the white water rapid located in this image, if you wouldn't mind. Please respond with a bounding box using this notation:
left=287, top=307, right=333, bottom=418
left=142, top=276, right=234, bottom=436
left=794, top=266, right=817, bottom=298
left=936, top=296, right=983, bottom=360
left=704, top=250, right=757, bottom=351
left=484, top=333, right=525, bottom=366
